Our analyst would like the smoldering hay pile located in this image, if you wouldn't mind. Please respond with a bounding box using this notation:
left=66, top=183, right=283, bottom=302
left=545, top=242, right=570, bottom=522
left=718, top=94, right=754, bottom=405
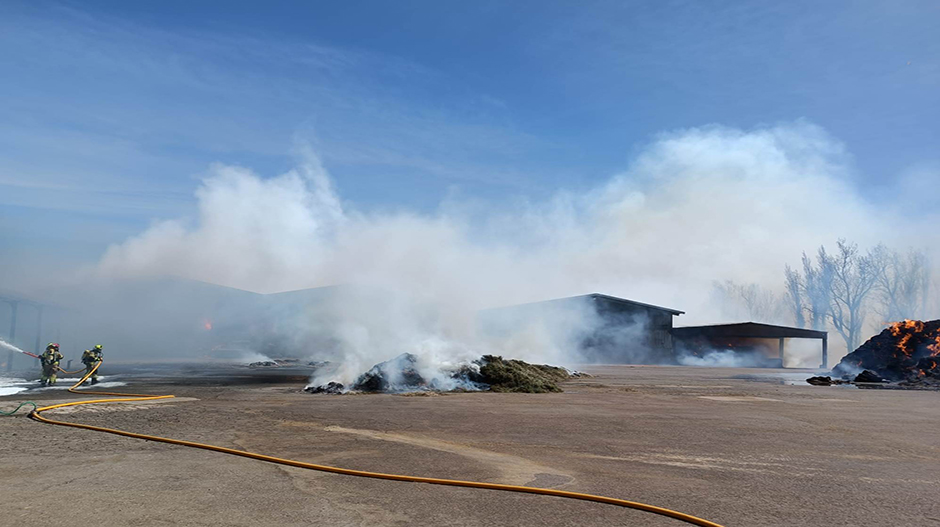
left=305, top=353, right=579, bottom=394
left=809, top=320, right=940, bottom=389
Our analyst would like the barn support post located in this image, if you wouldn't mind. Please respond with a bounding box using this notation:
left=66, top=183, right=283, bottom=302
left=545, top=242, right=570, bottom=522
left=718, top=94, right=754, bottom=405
left=821, top=335, right=828, bottom=369
left=778, top=337, right=785, bottom=366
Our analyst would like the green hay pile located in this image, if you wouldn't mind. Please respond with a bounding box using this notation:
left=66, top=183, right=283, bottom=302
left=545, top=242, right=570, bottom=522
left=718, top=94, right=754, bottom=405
left=478, top=355, right=572, bottom=393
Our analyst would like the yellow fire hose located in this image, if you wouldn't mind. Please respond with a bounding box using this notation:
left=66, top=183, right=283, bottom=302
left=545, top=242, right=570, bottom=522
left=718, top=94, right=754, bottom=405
left=28, top=362, right=725, bottom=527
left=56, top=365, right=87, bottom=375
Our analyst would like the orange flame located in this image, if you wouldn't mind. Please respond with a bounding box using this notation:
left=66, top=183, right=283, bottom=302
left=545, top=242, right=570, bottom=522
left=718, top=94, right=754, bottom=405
left=889, top=319, right=924, bottom=336
left=897, top=334, right=914, bottom=356
left=928, top=334, right=940, bottom=357
left=203, top=320, right=213, bottom=331
left=889, top=320, right=927, bottom=358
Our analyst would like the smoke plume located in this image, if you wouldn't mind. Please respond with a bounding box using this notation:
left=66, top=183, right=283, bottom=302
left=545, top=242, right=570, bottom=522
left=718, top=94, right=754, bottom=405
left=27, top=121, right=935, bottom=379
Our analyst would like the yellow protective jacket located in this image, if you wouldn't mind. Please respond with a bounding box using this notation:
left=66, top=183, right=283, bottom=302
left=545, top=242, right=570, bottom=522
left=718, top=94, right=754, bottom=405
left=40, top=349, right=63, bottom=367
left=81, top=349, right=102, bottom=365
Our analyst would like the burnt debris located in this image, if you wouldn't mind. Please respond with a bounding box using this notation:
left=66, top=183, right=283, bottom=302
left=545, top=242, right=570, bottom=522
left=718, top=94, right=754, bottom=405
left=306, top=381, right=345, bottom=394
left=852, top=370, right=887, bottom=383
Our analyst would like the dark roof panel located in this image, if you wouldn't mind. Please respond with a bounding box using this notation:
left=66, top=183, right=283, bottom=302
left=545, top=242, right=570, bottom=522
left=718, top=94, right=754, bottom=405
left=485, top=293, right=684, bottom=315
left=671, top=322, right=827, bottom=339
left=587, top=293, right=684, bottom=315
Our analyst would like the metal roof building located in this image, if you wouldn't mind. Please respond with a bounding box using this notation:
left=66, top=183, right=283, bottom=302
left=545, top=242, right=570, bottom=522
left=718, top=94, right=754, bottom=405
left=671, top=322, right=829, bottom=368
left=484, top=294, right=827, bottom=368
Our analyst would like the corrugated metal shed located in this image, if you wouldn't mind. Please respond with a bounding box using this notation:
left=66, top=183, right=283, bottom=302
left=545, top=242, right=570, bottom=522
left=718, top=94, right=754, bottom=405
left=671, top=322, right=826, bottom=340
left=672, top=322, right=828, bottom=368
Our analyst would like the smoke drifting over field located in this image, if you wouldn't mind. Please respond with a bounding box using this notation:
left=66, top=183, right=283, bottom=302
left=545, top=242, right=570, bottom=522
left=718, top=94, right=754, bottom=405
left=102, top=122, right=928, bottom=299
left=9, top=122, right=937, bottom=379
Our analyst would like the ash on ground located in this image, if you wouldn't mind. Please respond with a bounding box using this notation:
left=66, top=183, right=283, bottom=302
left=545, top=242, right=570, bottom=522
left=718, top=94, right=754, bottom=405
left=808, top=319, right=940, bottom=389
left=305, top=353, right=580, bottom=395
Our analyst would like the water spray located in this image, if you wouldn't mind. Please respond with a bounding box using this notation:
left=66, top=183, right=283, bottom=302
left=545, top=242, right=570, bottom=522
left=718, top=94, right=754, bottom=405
left=0, top=338, right=38, bottom=359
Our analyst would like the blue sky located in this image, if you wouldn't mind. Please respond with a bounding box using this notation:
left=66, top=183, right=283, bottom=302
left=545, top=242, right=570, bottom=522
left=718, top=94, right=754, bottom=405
left=1, top=0, right=938, bottom=271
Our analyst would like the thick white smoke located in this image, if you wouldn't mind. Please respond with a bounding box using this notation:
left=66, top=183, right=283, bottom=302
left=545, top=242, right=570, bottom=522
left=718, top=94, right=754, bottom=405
left=96, top=122, right=933, bottom=380
left=99, top=153, right=343, bottom=293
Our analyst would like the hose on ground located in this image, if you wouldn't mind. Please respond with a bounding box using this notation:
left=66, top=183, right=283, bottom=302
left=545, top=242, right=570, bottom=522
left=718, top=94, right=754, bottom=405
left=29, top=361, right=725, bottom=527
left=0, top=401, right=38, bottom=415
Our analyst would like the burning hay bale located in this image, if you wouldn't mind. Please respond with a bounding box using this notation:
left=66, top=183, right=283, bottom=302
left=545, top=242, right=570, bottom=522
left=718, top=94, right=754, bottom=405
left=305, top=353, right=482, bottom=394
left=305, top=354, right=576, bottom=394
left=351, top=353, right=432, bottom=392
left=815, top=320, right=940, bottom=389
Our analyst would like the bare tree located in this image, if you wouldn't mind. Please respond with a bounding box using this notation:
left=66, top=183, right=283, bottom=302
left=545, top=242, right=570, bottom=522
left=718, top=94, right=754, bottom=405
left=801, top=250, right=832, bottom=331
left=870, top=245, right=931, bottom=322
left=784, top=265, right=805, bottom=328
left=711, top=280, right=785, bottom=323
left=929, top=279, right=940, bottom=319
left=820, top=240, right=878, bottom=352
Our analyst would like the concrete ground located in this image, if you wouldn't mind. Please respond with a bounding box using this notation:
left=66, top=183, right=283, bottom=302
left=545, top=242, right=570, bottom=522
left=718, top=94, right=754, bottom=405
left=1, top=365, right=938, bottom=526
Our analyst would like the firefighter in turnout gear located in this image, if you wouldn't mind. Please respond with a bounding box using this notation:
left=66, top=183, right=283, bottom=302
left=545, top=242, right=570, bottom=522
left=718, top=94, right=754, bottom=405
left=81, top=344, right=103, bottom=385
left=39, top=343, right=64, bottom=386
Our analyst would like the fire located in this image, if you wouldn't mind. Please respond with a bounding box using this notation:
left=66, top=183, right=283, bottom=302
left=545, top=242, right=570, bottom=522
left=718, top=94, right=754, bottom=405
left=896, top=334, right=913, bottom=356
left=888, top=320, right=927, bottom=357
left=889, top=319, right=924, bottom=336
left=203, top=320, right=213, bottom=331
left=929, top=335, right=940, bottom=357
left=836, top=319, right=940, bottom=387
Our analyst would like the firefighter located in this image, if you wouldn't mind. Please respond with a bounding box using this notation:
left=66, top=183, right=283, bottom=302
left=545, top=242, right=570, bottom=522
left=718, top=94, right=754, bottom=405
left=39, top=343, right=64, bottom=386
left=81, top=344, right=103, bottom=385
